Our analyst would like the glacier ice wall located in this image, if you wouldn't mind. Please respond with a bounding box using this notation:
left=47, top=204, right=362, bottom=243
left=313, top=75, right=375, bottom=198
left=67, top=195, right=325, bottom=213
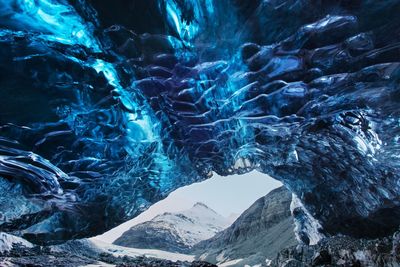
left=0, top=0, right=399, bottom=244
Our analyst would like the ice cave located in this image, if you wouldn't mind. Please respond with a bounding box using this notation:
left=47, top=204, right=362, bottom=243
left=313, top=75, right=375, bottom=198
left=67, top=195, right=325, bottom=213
left=0, top=1, right=400, bottom=266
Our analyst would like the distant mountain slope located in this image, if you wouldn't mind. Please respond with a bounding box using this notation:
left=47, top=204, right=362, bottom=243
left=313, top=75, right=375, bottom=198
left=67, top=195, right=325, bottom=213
left=193, top=186, right=297, bottom=266
left=113, top=202, right=231, bottom=253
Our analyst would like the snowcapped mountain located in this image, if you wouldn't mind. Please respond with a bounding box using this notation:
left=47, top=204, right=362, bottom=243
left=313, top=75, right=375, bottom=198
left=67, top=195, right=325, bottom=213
left=193, top=187, right=297, bottom=266
left=113, top=202, right=231, bottom=253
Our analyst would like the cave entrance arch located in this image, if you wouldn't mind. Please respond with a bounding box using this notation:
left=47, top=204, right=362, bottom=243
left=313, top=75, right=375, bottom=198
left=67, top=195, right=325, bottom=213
left=96, top=171, right=283, bottom=243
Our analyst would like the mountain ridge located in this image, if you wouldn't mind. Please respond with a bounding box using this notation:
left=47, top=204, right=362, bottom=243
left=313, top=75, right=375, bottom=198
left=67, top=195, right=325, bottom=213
left=113, top=202, right=231, bottom=253
left=193, top=186, right=297, bottom=266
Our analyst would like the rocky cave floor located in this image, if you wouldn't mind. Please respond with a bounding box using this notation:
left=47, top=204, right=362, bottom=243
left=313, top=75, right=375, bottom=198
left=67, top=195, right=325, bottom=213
left=1, top=230, right=400, bottom=267
left=272, top=231, right=400, bottom=267
left=0, top=244, right=216, bottom=267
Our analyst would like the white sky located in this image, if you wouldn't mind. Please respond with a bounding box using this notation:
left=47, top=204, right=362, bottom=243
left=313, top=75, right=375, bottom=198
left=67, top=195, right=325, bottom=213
left=95, top=170, right=282, bottom=243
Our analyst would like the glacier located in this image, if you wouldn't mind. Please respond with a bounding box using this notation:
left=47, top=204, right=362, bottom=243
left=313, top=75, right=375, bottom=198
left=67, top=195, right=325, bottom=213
left=0, top=0, right=399, bottom=245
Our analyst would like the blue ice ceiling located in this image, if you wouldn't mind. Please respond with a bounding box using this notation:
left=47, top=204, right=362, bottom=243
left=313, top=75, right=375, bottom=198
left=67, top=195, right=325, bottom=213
left=0, top=0, right=400, bottom=244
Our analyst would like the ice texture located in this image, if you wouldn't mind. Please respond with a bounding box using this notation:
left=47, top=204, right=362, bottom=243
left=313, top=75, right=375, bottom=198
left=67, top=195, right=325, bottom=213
left=0, top=0, right=399, bottom=244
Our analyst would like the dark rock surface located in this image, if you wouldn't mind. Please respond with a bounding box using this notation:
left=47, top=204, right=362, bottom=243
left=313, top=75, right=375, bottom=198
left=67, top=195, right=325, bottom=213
left=193, top=186, right=297, bottom=265
left=0, top=242, right=217, bottom=267
left=0, top=244, right=97, bottom=267
left=270, top=231, right=400, bottom=267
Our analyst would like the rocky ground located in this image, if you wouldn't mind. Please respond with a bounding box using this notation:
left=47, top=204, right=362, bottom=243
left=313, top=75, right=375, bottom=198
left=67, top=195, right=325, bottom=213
left=1, top=231, right=400, bottom=266
left=0, top=244, right=96, bottom=267
left=270, top=231, right=400, bottom=267
left=0, top=243, right=216, bottom=267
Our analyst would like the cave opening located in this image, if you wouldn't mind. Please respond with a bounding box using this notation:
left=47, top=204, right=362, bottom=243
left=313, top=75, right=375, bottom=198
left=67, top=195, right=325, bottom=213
left=95, top=171, right=283, bottom=244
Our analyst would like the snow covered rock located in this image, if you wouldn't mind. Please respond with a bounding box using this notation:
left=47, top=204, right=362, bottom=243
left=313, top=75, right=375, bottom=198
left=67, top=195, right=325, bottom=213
left=0, top=232, right=33, bottom=253
left=113, top=203, right=231, bottom=253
